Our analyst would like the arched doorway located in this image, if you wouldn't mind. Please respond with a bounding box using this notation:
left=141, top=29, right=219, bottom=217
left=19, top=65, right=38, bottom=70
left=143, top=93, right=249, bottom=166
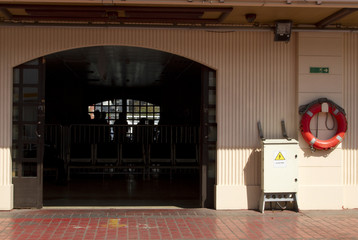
left=12, top=46, right=217, bottom=208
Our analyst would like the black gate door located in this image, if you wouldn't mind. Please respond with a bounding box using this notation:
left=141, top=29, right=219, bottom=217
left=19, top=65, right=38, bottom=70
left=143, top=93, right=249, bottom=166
left=201, top=67, right=217, bottom=208
left=12, top=58, right=45, bottom=208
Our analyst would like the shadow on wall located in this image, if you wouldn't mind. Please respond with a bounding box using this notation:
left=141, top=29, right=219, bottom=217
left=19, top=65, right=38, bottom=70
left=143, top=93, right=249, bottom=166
left=244, top=149, right=262, bottom=210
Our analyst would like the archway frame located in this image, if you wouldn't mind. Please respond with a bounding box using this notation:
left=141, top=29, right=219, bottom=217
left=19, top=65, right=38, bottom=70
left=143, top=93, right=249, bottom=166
left=2, top=27, right=218, bottom=209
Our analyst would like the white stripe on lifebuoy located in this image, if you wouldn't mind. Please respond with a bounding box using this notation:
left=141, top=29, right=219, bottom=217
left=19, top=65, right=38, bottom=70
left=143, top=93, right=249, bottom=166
left=306, top=111, right=313, bottom=117
left=336, top=135, right=343, bottom=142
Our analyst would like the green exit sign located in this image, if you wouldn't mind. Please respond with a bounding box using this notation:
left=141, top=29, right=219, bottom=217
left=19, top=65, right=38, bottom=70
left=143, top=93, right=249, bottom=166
left=310, top=67, right=329, bottom=73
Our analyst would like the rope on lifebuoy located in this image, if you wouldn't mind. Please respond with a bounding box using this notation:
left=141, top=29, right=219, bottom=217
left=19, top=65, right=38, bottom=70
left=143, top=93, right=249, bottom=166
left=299, top=98, right=347, bottom=151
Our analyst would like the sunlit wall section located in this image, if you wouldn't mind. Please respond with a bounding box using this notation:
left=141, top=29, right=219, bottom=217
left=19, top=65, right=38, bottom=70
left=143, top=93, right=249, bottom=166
left=215, top=32, right=297, bottom=209
left=343, top=33, right=358, bottom=208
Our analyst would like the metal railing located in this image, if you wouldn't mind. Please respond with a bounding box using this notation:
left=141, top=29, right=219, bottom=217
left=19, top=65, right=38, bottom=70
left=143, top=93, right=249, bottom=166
left=66, top=124, right=199, bottom=144
left=44, top=124, right=200, bottom=177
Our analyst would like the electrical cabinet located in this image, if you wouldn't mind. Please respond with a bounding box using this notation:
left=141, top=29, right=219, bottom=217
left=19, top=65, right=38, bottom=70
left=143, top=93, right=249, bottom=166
left=261, top=139, right=299, bottom=193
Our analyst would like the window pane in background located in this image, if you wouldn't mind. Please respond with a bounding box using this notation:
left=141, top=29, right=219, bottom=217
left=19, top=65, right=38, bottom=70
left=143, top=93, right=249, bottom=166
left=208, top=90, right=216, bottom=105
left=13, top=68, right=20, bottom=84
left=13, top=87, right=19, bottom=103
left=208, top=109, right=216, bottom=123
left=13, top=106, right=19, bottom=121
left=23, top=143, right=37, bottom=158
left=23, top=69, right=39, bottom=84
left=22, top=162, right=37, bottom=177
left=23, top=87, right=38, bottom=102
left=208, top=125, right=217, bottom=142
left=208, top=147, right=217, bottom=163
left=90, top=99, right=160, bottom=125
left=12, top=125, right=19, bottom=141
left=209, top=71, right=216, bottom=87
left=23, top=125, right=37, bottom=141
left=23, top=106, right=37, bottom=122
left=109, top=113, right=116, bottom=120
left=12, top=143, right=19, bottom=159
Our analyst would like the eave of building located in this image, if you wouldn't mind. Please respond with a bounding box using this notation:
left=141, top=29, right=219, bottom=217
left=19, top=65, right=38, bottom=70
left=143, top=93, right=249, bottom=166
left=1, top=0, right=358, bottom=31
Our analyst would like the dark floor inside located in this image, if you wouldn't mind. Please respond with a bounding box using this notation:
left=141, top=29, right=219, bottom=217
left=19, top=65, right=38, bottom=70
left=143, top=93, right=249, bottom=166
left=43, top=171, right=200, bottom=208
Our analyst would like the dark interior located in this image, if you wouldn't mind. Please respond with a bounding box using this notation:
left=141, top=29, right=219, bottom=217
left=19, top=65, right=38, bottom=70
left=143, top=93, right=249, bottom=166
left=43, top=46, right=203, bottom=207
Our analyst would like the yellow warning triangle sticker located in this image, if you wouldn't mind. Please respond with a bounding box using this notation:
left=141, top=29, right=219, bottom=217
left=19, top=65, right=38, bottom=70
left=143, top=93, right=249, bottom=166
left=275, top=152, right=285, bottom=160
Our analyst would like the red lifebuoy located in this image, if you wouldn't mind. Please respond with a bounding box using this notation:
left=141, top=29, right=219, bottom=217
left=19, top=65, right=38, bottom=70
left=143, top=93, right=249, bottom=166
left=300, top=101, right=347, bottom=150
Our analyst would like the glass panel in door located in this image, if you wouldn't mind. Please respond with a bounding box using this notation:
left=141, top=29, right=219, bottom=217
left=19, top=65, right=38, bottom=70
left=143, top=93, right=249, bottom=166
left=12, top=58, right=45, bottom=208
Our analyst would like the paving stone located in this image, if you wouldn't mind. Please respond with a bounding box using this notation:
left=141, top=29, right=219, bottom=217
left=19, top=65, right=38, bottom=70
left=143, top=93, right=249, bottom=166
left=0, top=209, right=357, bottom=239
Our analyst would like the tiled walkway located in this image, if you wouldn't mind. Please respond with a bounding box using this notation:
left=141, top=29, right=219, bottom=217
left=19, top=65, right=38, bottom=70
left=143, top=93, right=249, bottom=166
left=0, top=208, right=358, bottom=239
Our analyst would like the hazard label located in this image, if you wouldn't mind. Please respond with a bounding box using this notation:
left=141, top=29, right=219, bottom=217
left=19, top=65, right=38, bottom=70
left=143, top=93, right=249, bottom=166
left=273, top=151, right=287, bottom=168
left=275, top=152, right=285, bottom=161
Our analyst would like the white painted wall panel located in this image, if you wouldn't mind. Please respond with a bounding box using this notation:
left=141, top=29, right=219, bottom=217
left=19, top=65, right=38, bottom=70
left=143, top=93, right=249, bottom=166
left=299, top=36, right=343, bottom=57
left=343, top=33, right=358, bottom=187
left=297, top=32, right=346, bottom=210
left=298, top=75, right=343, bottom=93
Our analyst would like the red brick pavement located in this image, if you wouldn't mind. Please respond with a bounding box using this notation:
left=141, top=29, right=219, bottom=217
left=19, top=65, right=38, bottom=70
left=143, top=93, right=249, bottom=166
left=0, top=208, right=357, bottom=239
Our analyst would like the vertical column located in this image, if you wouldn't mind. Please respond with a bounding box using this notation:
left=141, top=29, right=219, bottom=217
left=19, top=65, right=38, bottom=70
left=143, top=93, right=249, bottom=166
left=342, top=33, right=358, bottom=208
left=297, top=32, right=344, bottom=209
left=0, top=65, right=14, bottom=210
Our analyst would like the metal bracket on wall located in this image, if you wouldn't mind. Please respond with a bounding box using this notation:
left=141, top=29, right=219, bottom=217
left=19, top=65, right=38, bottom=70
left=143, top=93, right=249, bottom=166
left=257, top=120, right=291, bottom=141
left=281, top=120, right=291, bottom=140
left=257, top=121, right=265, bottom=141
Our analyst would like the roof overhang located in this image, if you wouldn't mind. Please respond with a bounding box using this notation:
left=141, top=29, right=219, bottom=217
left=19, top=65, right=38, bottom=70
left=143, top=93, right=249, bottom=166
left=1, top=1, right=358, bottom=31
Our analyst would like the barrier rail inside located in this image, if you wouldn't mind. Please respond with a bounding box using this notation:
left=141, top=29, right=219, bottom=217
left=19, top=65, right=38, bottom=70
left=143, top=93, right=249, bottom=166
left=44, top=124, right=200, bottom=180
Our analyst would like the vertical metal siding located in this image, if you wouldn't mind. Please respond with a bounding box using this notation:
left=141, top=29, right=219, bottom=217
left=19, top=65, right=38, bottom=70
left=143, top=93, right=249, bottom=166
left=0, top=149, right=11, bottom=185
left=343, top=33, right=358, bottom=185
left=0, top=28, right=13, bottom=186
left=0, top=26, right=297, bottom=188
left=217, top=32, right=296, bottom=185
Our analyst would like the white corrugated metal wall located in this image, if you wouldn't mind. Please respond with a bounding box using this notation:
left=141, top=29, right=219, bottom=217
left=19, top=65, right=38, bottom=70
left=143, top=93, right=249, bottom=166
left=343, top=33, right=358, bottom=187
left=5, top=26, right=353, bottom=209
